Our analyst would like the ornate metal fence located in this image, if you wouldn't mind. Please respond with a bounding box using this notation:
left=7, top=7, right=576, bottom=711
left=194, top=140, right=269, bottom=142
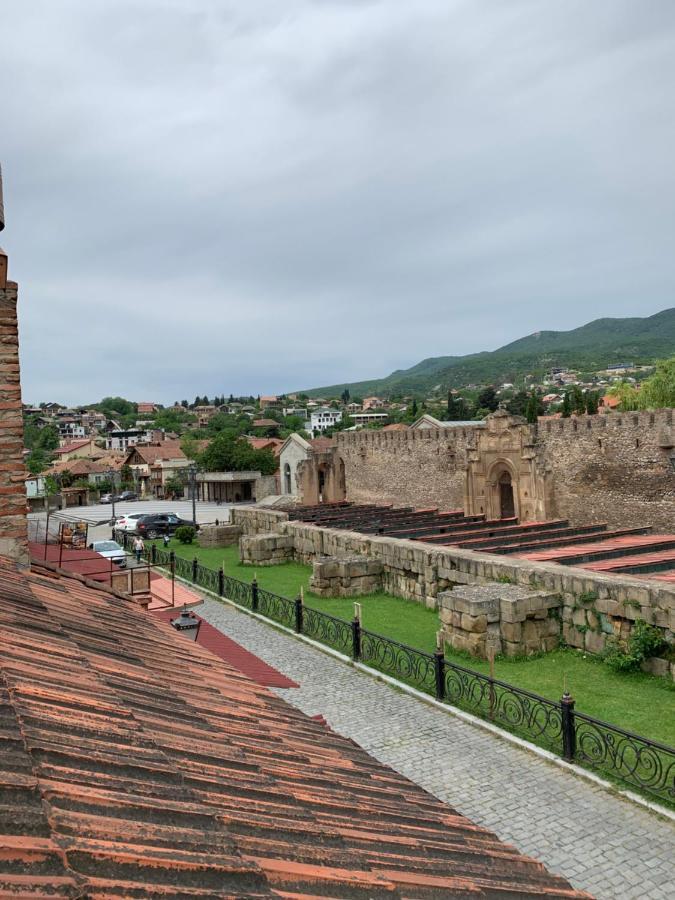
left=360, top=629, right=437, bottom=695
left=573, top=712, right=675, bottom=802
left=303, top=606, right=353, bottom=655
left=137, top=539, right=675, bottom=805
left=441, top=661, right=563, bottom=753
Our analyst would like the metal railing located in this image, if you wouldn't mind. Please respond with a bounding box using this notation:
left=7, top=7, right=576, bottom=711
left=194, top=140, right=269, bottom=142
left=124, top=532, right=675, bottom=806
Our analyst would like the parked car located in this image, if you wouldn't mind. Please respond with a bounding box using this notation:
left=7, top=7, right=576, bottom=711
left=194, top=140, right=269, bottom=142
left=114, top=513, right=146, bottom=533
left=118, top=491, right=138, bottom=501
left=89, top=540, right=127, bottom=567
left=135, top=513, right=199, bottom=539
left=100, top=493, right=122, bottom=504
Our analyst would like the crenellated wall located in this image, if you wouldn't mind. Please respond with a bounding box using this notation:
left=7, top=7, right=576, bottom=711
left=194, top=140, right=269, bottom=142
left=337, top=426, right=475, bottom=509
left=336, top=410, right=675, bottom=530
left=540, top=410, right=675, bottom=532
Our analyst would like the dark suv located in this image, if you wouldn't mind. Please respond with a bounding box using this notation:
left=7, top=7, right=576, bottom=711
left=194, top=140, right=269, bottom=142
left=135, top=513, right=198, bottom=539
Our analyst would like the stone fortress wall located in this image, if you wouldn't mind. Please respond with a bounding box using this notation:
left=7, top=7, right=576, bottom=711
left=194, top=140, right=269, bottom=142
left=337, top=409, right=675, bottom=532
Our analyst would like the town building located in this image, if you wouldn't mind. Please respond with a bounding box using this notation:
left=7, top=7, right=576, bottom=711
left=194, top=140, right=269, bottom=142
left=349, top=411, right=390, bottom=426
left=310, top=407, right=342, bottom=433
left=52, top=438, right=101, bottom=463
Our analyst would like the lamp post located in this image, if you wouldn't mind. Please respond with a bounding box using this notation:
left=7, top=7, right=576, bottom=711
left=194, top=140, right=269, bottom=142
left=187, top=463, right=199, bottom=526
left=170, top=605, right=201, bottom=641
left=107, top=467, right=117, bottom=531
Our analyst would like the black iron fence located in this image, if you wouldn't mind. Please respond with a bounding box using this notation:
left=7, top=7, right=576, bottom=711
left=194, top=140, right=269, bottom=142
left=118, top=532, right=675, bottom=806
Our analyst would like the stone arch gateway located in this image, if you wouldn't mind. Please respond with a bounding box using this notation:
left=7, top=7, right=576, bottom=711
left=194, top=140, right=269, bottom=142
left=464, top=409, right=552, bottom=523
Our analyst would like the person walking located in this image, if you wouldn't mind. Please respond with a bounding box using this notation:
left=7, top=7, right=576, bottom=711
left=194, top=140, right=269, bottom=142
left=133, top=535, right=145, bottom=564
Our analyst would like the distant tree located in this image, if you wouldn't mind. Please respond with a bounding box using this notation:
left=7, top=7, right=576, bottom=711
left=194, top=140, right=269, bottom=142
left=635, top=355, right=675, bottom=409
left=446, top=392, right=470, bottom=420
left=410, top=399, right=418, bottom=419
left=165, top=474, right=186, bottom=499
left=477, top=386, right=499, bottom=412
left=561, top=391, right=572, bottom=418
left=506, top=391, right=529, bottom=417
left=181, top=399, right=188, bottom=408
left=180, top=433, right=200, bottom=461
left=341, top=389, right=350, bottom=405
left=570, top=385, right=586, bottom=416
left=585, top=392, right=599, bottom=415
left=26, top=449, right=49, bottom=475
left=199, top=432, right=276, bottom=475
left=525, top=391, right=544, bottom=424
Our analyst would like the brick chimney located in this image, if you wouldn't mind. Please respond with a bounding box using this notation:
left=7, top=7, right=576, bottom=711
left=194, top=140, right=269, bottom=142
left=0, top=165, right=29, bottom=565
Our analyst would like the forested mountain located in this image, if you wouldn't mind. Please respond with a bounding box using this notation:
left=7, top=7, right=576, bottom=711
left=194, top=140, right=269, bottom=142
left=301, top=308, right=675, bottom=398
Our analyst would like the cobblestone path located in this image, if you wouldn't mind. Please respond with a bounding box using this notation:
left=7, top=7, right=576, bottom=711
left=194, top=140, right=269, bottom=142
left=198, top=597, right=675, bottom=900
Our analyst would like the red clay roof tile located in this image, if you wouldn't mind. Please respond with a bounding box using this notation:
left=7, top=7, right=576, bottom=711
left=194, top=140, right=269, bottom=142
left=0, top=556, right=591, bottom=899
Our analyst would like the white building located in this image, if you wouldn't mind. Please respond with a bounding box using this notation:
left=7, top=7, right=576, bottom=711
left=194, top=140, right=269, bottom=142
left=349, top=412, right=389, bottom=426
left=310, top=407, right=342, bottom=433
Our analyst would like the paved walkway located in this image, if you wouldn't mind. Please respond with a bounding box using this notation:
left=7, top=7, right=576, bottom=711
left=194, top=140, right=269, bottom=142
left=196, top=595, right=675, bottom=900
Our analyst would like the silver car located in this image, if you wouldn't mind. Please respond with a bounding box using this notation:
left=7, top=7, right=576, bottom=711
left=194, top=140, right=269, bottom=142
left=90, top=540, right=127, bottom=567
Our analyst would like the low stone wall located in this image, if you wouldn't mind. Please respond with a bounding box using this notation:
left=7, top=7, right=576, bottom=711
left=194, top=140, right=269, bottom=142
left=198, top=524, right=243, bottom=548
left=240, top=532, right=294, bottom=566
left=310, top=556, right=383, bottom=597
left=439, top=584, right=561, bottom=657
left=232, top=507, right=289, bottom=535
left=232, top=507, right=675, bottom=666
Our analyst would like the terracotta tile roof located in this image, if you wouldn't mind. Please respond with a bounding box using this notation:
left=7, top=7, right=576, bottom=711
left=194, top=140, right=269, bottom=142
left=0, top=556, right=590, bottom=899
left=53, top=439, right=96, bottom=455
left=309, top=437, right=335, bottom=451
left=246, top=437, right=284, bottom=457
left=382, top=423, right=409, bottom=431
left=128, top=442, right=186, bottom=464
left=252, top=418, right=279, bottom=428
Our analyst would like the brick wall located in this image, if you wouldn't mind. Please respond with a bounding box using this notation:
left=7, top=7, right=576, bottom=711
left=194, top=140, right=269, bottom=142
left=0, top=280, right=28, bottom=564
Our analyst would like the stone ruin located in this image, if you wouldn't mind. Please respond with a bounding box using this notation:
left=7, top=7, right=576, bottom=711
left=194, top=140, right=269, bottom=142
left=438, top=583, right=561, bottom=657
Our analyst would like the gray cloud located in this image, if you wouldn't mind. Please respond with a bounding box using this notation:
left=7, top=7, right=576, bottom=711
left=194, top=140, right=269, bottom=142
left=1, top=0, right=674, bottom=404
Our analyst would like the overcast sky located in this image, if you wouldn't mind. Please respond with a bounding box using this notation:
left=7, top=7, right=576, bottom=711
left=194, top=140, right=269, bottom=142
left=2, top=0, right=674, bottom=406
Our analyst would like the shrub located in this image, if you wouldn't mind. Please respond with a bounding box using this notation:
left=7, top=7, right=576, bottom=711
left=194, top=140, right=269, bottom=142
left=603, top=619, right=666, bottom=673
left=175, top=525, right=195, bottom=545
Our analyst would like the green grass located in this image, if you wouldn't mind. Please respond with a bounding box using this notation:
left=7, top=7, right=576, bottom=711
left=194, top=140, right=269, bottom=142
left=157, top=539, right=675, bottom=747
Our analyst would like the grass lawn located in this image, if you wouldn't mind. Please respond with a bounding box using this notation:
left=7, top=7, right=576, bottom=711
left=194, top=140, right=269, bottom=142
left=157, top=538, right=675, bottom=746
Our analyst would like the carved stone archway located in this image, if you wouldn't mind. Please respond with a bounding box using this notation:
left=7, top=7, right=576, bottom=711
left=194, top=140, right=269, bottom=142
left=464, top=409, right=552, bottom=523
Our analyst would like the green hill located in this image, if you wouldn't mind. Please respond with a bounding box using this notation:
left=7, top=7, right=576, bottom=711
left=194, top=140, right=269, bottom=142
left=300, top=308, right=675, bottom=398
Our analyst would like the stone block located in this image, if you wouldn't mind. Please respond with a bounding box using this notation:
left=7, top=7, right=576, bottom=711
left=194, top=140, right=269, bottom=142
left=460, top=613, right=487, bottom=634
left=640, top=657, right=670, bottom=678
left=501, top=621, right=522, bottom=643
left=584, top=630, right=606, bottom=654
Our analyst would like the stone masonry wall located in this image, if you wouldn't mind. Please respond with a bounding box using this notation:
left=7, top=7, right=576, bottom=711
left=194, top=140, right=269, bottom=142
left=198, top=524, right=242, bottom=548
left=337, top=427, right=475, bottom=509
left=0, top=280, right=28, bottom=565
left=336, top=411, right=675, bottom=531
left=539, top=410, right=675, bottom=532
left=232, top=507, right=289, bottom=535
left=310, top=556, right=383, bottom=597
left=233, top=507, right=675, bottom=665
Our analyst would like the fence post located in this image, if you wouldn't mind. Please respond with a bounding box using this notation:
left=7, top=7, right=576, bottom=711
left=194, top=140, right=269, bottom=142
left=294, top=591, right=304, bottom=634
left=151, top=544, right=157, bottom=565
left=192, top=557, right=198, bottom=583
left=218, top=568, right=224, bottom=597
left=351, top=602, right=362, bottom=661
left=170, top=551, right=175, bottom=607
left=434, top=631, right=445, bottom=701
left=561, top=692, right=576, bottom=761
left=251, top=577, right=259, bottom=612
